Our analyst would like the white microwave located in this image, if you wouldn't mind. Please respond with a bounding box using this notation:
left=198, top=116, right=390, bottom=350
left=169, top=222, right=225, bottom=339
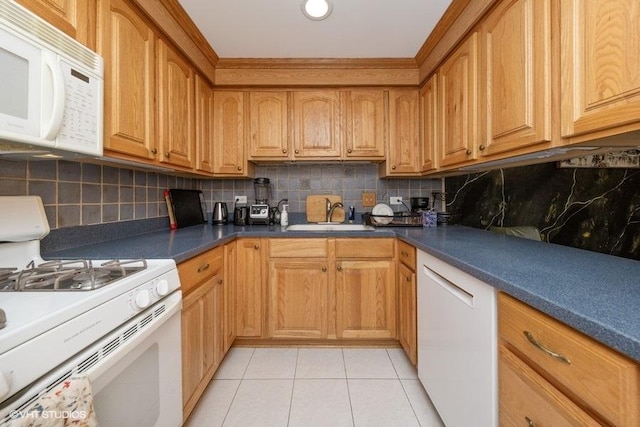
left=0, top=0, right=104, bottom=157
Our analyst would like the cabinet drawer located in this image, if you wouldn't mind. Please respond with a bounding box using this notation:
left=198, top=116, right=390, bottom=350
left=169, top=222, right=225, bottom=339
left=499, top=293, right=640, bottom=426
left=335, top=238, right=394, bottom=258
left=397, top=240, right=415, bottom=270
left=269, top=238, right=327, bottom=258
left=499, top=346, right=601, bottom=427
left=178, top=247, right=223, bottom=295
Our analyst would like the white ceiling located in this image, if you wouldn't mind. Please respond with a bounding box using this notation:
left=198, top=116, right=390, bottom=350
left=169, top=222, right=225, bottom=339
left=178, top=0, right=453, bottom=59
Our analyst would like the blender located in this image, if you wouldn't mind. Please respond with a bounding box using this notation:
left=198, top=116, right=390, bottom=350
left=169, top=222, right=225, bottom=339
left=249, top=178, right=272, bottom=225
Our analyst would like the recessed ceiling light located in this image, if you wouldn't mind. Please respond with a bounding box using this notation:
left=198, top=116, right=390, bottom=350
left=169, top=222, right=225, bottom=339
left=301, top=0, right=332, bottom=21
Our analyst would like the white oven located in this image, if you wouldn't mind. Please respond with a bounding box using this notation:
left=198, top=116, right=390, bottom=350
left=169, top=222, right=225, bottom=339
left=0, top=197, right=183, bottom=427
left=1, top=292, right=182, bottom=427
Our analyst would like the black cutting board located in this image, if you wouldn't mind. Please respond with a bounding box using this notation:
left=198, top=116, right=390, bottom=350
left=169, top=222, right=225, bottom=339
left=169, top=189, right=206, bottom=228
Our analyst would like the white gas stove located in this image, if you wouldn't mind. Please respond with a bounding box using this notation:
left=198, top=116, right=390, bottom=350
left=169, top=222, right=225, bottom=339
left=0, top=196, right=182, bottom=427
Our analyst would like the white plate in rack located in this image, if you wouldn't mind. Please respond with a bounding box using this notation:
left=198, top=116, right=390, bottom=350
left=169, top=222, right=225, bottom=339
left=371, top=203, right=394, bottom=224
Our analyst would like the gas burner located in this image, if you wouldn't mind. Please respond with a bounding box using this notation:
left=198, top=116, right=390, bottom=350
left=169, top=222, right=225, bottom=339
left=0, top=259, right=148, bottom=292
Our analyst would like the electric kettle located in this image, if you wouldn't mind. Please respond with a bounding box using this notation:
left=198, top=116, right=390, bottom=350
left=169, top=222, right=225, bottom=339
left=212, top=202, right=228, bottom=224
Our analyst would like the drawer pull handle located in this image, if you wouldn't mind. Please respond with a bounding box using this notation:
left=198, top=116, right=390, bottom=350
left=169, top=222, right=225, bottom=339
left=523, top=331, right=571, bottom=364
left=197, top=263, right=210, bottom=273
left=525, top=416, right=535, bottom=427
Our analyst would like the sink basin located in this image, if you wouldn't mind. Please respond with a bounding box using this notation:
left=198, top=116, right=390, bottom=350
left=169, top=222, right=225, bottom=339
left=285, top=223, right=375, bottom=232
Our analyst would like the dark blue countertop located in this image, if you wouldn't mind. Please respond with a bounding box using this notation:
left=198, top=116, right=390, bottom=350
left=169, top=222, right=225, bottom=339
left=44, top=222, right=640, bottom=362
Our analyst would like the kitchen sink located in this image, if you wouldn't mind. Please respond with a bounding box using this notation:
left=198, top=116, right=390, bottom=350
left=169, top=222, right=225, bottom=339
left=285, top=223, right=375, bottom=232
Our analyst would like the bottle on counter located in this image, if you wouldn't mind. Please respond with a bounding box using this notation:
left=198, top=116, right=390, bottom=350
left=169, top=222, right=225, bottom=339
left=280, top=204, right=289, bottom=228
left=348, top=206, right=355, bottom=223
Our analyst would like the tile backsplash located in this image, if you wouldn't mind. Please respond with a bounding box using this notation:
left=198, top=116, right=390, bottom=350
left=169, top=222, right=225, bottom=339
left=0, top=160, right=441, bottom=229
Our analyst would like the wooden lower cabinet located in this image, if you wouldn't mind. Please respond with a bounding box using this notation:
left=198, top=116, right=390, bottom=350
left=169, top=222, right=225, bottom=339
left=397, top=262, right=417, bottom=365
left=179, top=247, right=224, bottom=421
left=236, top=238, right=266, bottom=337
left=335, top=258, right=396, bottom=339
left=268, top=259, right=329, bottom=338
left=223, top=241, right=237, bottom=353
left=499, top=293, right=640, bottom=426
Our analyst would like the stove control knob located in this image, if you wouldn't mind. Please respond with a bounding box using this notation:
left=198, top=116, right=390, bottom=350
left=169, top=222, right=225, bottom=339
left=0, top=371, right=11, bottom=401
left=155, top=279, right=170, bottom=297
left=134, top=290, right=151, bottom=309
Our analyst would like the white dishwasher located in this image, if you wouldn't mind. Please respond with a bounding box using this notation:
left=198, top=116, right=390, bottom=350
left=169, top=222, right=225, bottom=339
left=417, top=250, right=497, bottom=427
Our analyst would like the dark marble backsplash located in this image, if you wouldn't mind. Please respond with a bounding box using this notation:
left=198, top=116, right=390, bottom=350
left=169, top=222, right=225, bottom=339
left=445, top=163, right=640, bottom=260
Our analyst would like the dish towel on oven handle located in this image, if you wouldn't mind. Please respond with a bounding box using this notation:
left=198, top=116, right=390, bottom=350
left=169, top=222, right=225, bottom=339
left=9, top=375, right=99, bottom=427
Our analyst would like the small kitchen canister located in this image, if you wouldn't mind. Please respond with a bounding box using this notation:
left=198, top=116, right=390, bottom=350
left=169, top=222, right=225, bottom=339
left=422, top=210, right=438, bottom=227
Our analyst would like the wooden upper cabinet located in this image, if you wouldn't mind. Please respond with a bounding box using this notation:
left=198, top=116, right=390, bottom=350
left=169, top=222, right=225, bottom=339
left=292, top=91, right=342, bottom=158
left=99, top=0, right=157, bottom=161
left=157, top=39, right=195, bottom=169
left=561, top=0, right=640, bottom=139
left=194, top=74, right=214, bottom=174
left=18, top=0, right=94, bottom=48
left=480, top=0, right=552, bottom=157
left=420, top=75, right=438, bottom=172
left=213, top=91, right=249, bottom=176
left=343, top=90, right=386, bottom=159
left=438, top=33, right=479, bottom=168
left=248, top=91, right=289, bottom=159
left=385, top=89, right=420, bottom=175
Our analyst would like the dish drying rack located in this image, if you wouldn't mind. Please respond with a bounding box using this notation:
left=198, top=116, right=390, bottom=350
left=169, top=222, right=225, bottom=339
left=363, top=212, right=423, bottom=227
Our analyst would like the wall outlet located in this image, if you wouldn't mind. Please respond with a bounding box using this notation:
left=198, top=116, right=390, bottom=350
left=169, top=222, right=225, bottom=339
left=234, top=195, right=247, bottom=204
left=362, top=192, right=376, bottom=207
left=390, top=196, right=403, bottom=205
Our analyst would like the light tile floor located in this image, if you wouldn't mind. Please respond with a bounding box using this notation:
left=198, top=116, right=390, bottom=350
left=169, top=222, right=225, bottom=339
left=185, top=347, right=444, bottom=427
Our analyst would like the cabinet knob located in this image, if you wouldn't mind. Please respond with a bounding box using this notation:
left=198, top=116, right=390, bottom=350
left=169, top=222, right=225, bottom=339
left=391, top=165, right=397, bottom=170
left=237, top=166, right=242, bottom=171
left=466, top=149, right=472, bottom=155
left=165, top=152, right=170, bottom=158
left=479, top=144, right=486, bottom=151
left=337, top=266, right=342, bottom=271
left=294, top=149, right=299, bottom=154
left=322, top=267, right=327, bottom=272
left=282, top=148, right=287, bottom=154
left=347, top=148, right=352, bottom=153
left=254, top=244, right=260, bottom=250
left=406, top=276, right=411, bottom=282
left=218, top=279, right=223, bottom=284
left=151, top=148, right=158, bottom=154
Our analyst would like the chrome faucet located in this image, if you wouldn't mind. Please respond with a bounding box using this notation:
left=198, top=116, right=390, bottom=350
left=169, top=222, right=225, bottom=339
left=325, top=198, right=344, bottom=223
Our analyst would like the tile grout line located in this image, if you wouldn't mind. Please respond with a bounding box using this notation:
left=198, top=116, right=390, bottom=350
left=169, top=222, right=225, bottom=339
left=286, top=347, right=300, bottom=427
left=342, top=348, right=357, bottom=427
left=220, top=348, right=255, bottom=427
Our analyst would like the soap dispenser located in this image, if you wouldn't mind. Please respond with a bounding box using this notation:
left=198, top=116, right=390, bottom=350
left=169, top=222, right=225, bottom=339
left=280, top=204, right=289, bottom=227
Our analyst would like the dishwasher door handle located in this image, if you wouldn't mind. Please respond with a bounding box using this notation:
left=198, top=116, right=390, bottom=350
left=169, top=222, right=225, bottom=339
left=422, top=264, right=474, bottom=307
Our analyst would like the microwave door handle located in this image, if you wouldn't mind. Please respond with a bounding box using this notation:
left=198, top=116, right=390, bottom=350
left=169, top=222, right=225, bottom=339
left=41, top=52, right=65, bottom=140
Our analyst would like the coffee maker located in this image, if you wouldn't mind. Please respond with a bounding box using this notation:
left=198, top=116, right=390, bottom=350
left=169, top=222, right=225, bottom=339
left=249, top=178, right=271, bottom=225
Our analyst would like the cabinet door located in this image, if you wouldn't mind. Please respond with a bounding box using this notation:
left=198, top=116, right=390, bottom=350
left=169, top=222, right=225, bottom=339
left=439, top=33, right=479, bottom=168
left=387, top=89, right=420, bottom=174
left=195, top=74, right=214, bottom=173
left=292, top=91, right=342, bottom=158
left=398, top=263, right=417, bottom=365
left=18, top=0, right=94, bottom=48
left=249, top=91, right=289, bottom=159
left=499, top=346, right=602, bottom=426
left=344, top=90, right=386, bottom=159
left=268, top=260, right=328, bottom=338
left=181, top=278, right=215, bottom=412
left=213, top=91, right=248, bottom=175
left=236, top=238, right=265, bottom=337
left=99, top=0, right=157, bottom=161
left=157, top=39, right=195, bottom=169
left=336, top=259, right=396, bottom=339
left=561, top=0, right=640, bottom=138
left=419, top=75, right=438, bottom=172
left=223, top=241, right=237, bottom=353
left=480, top=0, right=552, bottom=157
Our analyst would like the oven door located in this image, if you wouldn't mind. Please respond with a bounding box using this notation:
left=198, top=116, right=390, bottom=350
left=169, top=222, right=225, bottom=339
left=0, top=291, right=182, bottom=427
